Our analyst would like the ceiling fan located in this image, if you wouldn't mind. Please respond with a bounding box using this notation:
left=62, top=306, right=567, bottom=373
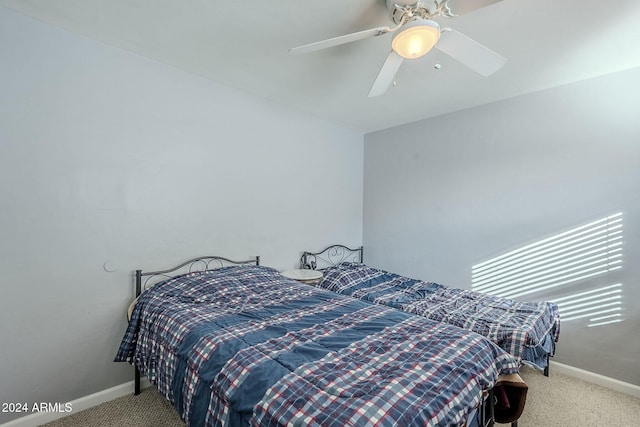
left=289, top=0, right=507, bottom=97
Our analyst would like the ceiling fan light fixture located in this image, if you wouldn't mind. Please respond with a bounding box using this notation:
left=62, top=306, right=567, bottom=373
left=392, top=19, right=441, bottom=59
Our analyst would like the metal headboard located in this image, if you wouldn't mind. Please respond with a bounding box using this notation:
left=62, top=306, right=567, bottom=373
left=300, top=244, right=363, bottom=270
left=131, top=254, right=259, bottom=396
left=135, top=255, right=260, bottom=298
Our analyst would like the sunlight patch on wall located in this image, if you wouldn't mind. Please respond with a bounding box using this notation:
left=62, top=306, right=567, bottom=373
left=553, top=284, right=623, bottom=327
left=471, top=213, right=624, bottom=327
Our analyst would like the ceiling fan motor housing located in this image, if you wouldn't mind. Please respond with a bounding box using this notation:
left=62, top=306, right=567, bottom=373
left=387, top=0, right=439, bottom=24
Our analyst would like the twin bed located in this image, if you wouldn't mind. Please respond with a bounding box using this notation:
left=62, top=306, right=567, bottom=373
left=300, top=245, right=560, bottom=376
left=116, top=254, right=528, bottom=427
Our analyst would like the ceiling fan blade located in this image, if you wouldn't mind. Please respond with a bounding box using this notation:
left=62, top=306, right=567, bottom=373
left=289, top=26, right=391, bottom=55
left=443, top=0, right=503, bottom=16
left=436, top=28, right=506, bottom=76
left=368, top=51, right=404, bottom=97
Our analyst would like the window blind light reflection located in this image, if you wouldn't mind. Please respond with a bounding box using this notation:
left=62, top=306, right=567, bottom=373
left=472, top=213, right=624, bottom=328
left=553, top=284, right=623, bottom=327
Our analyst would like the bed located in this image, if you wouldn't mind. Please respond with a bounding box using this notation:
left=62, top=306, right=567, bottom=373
left=300, top=245, right=560, bottom=376
left=115, top=255, right=527, bottom=426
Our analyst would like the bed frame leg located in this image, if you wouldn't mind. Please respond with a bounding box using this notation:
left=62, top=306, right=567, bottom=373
left=544, top=353, right=550, bottom=377
left=134, top=366, right=141, bottom=395
left=485, top=388, right=495, bottom=427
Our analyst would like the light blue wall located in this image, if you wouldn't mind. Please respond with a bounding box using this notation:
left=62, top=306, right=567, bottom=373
left=0, top=7, right=363, bottom=424
left=363, top=66, right=640, bottom=385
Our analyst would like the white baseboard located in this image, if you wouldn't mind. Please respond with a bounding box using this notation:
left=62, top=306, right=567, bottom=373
left=0, top=379, right=151, bottom=427
left=550, top=361, right=640, bottom=398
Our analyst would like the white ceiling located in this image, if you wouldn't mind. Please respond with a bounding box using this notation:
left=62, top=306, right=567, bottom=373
left=3, top=0, right=640, bottom=133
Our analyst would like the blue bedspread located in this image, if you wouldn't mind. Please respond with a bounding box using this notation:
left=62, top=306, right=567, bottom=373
left=115, top=265, right=520, bottom=426
left=318, top=262, right=560, bottom=368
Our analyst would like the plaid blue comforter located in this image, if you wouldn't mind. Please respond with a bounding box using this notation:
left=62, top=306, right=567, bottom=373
left=318, top=263, right=560, bottom=367
left=115, top=265, right=520, bottom=427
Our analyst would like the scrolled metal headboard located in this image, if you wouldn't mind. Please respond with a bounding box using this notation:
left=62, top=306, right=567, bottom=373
left=131, top=254, right=259, bottom=396
left=135, top=255, right=260, bottom=297
left=300, top=244, right=363, bottom=270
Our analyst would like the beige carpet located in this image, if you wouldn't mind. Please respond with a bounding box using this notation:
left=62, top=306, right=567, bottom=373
left=496, top=366, right=640, bottom=426
left=42, top=367, right=640, bottom=426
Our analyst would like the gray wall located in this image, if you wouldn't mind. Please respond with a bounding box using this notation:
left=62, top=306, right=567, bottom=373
left=364, top=66, right=640, bottom=385
left=0, top=7, right=362, bottom=424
